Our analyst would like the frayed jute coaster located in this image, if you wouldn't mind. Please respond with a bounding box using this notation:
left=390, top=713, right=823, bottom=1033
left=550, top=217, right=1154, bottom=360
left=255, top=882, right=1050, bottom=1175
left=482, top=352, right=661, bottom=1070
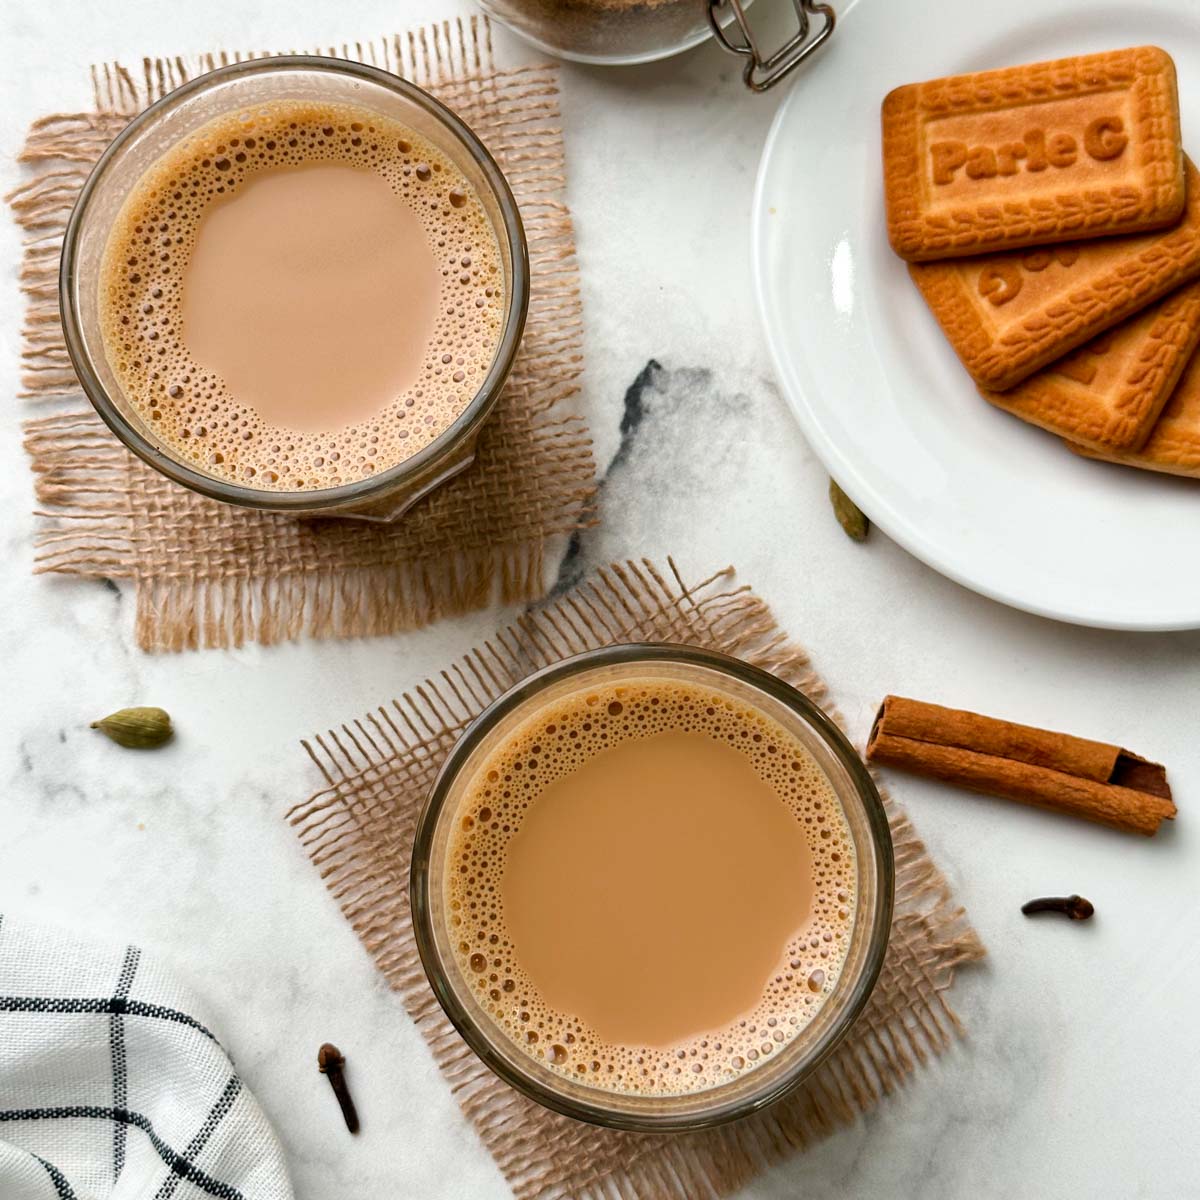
left=11, top=17, right=595, bottom=651
left=289, top=558, right=985, bottom=1200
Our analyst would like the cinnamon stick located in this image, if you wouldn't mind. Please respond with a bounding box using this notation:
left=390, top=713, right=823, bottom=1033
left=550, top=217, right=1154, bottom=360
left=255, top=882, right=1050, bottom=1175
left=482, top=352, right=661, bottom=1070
left=866, top=696, right=1176, bottom=836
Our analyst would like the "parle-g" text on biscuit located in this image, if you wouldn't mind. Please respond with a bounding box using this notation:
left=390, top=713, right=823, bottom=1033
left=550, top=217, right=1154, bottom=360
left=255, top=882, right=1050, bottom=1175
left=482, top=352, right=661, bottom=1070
left=883, top=46, right=1184, bottom=262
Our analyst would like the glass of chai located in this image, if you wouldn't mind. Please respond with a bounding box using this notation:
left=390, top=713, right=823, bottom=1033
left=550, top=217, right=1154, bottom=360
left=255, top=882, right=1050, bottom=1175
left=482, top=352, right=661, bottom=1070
left=411, top=644, right=894, bottom=1130
left=60, top=57, right=528, bottom=521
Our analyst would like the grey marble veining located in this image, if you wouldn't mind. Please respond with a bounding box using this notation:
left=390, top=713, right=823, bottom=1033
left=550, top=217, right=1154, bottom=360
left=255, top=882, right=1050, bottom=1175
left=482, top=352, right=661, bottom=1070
left=2, top=3, right=1199, bottom=1199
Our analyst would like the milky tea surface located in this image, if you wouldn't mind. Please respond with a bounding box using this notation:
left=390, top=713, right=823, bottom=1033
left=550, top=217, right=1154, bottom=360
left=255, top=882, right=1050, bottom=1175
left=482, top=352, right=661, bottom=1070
left=446, top=676, right=858, bottom=1097
left=99, top=99, right=504, bottom=491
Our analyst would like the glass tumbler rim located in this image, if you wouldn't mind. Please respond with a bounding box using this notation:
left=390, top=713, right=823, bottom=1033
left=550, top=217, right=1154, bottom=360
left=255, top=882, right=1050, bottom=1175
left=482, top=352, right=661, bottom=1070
left=59, top=54, right=529, bottom=514
left=409, top=641, right=895, bottom=1131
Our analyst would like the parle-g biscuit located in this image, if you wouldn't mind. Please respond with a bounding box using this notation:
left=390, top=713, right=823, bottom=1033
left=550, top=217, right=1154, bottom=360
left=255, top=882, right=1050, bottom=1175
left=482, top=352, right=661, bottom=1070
left=909, top=158, right=1200, bottom=391
left=1070, top=341, right=1200, bottom=477
left=980, top=280, right=1200, bottom=451
left=883, top=46, right=1184, bottom=261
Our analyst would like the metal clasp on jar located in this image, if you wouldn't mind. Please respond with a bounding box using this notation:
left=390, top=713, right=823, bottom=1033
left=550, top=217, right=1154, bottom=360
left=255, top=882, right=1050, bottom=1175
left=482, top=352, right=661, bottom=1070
left=708, top=0, right=836, bottom=92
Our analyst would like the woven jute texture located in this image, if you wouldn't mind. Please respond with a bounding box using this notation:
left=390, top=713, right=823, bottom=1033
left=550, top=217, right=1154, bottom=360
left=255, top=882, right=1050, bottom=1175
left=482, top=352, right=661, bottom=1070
left=290, top=558, right=985, bottom=1200
left=11, top=17, right=595, bottom=652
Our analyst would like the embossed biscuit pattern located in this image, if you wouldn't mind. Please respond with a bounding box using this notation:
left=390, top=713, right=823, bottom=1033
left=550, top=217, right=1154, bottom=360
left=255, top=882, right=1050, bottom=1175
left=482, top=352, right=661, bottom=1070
left=909, top=159, right=1200, bottom=390
left=884, top=46, right=1184, bottom=261
left=980, top=280, right=1200, bottom=450
left=1070, top=343, right=1200, bottom=475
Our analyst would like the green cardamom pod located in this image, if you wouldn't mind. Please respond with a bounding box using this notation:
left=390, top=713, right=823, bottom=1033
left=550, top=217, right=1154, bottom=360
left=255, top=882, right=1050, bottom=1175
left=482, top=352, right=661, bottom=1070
left=90, top=706, right=173, bottom=749
left=828, top=479, right=869, bottom=543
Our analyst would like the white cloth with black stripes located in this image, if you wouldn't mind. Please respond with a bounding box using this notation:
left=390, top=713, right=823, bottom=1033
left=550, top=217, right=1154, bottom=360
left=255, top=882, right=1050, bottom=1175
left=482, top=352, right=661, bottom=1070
left=0, top=914, right=293, bottom=1200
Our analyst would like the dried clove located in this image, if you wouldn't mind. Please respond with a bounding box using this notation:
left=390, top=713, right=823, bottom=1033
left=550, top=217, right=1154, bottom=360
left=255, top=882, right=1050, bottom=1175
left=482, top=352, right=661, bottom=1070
left=317, top=1043, right=360, bottom=1133
left=1020, top=894, right=1094, bottom=921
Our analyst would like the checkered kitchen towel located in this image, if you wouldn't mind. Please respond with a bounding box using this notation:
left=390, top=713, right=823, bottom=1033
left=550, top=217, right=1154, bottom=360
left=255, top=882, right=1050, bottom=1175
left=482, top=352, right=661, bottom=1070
left=0, top=915, right=292, bottom=1200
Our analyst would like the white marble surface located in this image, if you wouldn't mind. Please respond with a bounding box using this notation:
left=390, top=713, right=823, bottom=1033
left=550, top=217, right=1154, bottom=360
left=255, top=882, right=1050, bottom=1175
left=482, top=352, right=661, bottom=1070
left=2, top=2, right=1199, bottom=1197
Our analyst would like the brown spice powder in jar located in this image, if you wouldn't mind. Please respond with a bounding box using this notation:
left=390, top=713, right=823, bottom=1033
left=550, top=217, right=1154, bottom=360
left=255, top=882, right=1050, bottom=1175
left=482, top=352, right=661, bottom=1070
left=484, top=0, right=710, bottom=62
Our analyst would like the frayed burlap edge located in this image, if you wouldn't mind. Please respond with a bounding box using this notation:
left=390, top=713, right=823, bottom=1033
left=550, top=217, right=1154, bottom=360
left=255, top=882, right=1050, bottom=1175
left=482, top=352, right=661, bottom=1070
left=288, top=558, right=985, bottom=1200
left=21, top=406, right=592, bottom=651
left=9, top=19, right=598, bottom=652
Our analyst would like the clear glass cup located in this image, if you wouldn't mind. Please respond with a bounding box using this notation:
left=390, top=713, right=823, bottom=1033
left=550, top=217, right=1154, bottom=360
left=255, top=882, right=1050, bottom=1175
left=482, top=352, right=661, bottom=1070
left=60, top=57, right=529, bottom=522
left=410, top=643, right=894, bottom=1131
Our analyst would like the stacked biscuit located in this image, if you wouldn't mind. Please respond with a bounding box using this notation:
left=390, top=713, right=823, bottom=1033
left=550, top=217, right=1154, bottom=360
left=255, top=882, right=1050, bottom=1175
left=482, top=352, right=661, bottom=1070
left=883, top=46, right=1200, bottom=480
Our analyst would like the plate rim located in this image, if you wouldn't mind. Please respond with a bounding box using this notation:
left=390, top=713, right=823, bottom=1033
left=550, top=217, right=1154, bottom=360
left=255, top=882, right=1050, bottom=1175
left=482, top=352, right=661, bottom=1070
left=749, top=15, right=1200, bottom=633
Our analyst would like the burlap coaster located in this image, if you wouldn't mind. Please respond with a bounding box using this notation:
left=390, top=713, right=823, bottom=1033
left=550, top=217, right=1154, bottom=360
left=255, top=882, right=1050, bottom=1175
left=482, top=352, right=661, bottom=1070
left=10, top=17, right=595, bottom=651
left=289, top=558, right=985, bottom=1200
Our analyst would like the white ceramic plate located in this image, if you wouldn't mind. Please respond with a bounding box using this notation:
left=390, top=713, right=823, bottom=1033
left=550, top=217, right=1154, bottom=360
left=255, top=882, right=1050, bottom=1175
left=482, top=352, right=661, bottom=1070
left=753, top=0, right=1200, bottom=630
